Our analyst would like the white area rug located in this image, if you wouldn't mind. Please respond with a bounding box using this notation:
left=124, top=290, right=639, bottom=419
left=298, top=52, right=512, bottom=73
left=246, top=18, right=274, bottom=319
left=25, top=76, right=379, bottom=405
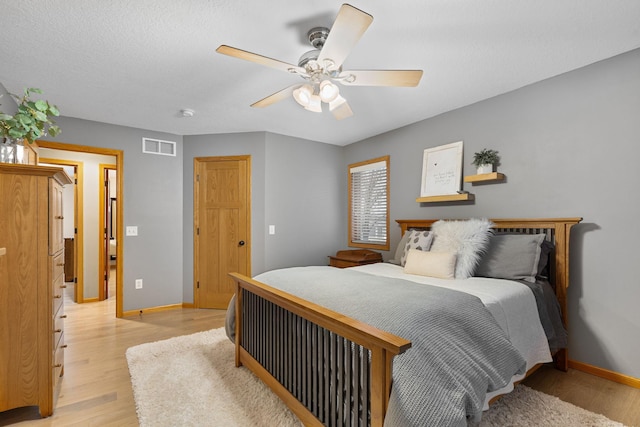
left=126, top=328, right=626, bottom=427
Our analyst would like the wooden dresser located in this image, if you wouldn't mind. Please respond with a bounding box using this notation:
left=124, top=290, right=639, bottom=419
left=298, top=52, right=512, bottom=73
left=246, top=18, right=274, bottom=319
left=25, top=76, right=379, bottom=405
left=0, top=164, right=72, bottom=417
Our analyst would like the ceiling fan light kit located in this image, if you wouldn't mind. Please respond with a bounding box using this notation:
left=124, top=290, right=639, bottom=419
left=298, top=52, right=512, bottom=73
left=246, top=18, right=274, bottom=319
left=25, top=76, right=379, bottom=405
left=306, top=94, right=322, bottom=113
left=216, top=3, right=423, bottom=120
left=293, top=84, right=312, bottom=106
left=319, top=80, right=339, bottom=103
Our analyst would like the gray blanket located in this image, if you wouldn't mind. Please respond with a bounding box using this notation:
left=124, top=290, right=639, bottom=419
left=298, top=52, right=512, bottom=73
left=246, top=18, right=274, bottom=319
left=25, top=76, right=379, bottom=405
left=514, top=278, right=567, bottom=352
left=226, top=266, right=526, bottom=426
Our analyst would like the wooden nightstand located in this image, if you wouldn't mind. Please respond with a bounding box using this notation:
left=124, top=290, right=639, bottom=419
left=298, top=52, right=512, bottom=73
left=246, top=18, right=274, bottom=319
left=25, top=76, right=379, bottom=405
left=328, top=249, right=383, bottom=268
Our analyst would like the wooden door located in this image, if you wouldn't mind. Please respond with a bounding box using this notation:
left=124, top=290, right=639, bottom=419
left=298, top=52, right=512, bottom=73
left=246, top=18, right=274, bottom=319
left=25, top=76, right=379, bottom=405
left=195, top=156, right=251, bottom=309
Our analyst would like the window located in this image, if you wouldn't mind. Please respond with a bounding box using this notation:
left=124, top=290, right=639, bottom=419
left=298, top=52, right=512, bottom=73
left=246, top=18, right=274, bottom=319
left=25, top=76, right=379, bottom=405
left=348, top=156, right=390, bottom=250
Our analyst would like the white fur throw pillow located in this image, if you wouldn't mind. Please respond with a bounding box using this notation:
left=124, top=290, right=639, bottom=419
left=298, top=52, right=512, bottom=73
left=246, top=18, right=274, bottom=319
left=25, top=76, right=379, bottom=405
left=400, top=230, right=433, bottom=266
left=430, top=218, right=494, bottom=279
left=404, top=249, right=457, bottom=279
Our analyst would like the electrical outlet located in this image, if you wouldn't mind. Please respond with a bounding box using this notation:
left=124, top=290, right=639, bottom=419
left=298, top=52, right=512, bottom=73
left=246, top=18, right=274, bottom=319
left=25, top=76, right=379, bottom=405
left=135, top=279, right=143, bottom=289
left=126, top=226, right=138, bottom=236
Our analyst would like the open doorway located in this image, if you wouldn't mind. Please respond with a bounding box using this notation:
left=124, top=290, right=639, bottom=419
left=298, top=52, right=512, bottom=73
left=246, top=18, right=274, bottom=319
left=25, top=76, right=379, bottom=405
left=38, top=141, right=125, bottom=318
left=99, top=164, right=117, bottom=301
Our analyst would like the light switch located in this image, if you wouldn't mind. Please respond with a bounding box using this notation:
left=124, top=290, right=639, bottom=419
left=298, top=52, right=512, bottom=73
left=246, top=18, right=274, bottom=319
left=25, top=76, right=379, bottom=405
left=269, top=225, right=276, bottom=235
left=126, top=226, right=138, bottom=236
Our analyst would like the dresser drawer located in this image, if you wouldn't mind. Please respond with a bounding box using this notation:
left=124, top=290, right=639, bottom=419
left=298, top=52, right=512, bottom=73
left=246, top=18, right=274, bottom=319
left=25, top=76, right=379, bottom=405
left=52, top=334, right=65, bottom=389
left=52, top=251, right=64, bottom=283
left=52, top=273, right=64, bottom=315
left=53, top=307, right=65, bottom=350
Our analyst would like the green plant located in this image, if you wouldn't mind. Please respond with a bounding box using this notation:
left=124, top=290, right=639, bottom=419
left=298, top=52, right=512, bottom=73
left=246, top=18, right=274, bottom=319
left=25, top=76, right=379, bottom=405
left=0, top=87, right=61, bottom=143
left=472, top=148, right=500, bottom=166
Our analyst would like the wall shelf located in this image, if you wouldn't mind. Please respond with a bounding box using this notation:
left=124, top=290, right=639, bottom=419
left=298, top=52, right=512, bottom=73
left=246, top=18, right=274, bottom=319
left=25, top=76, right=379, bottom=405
left=416, top=193, right=474, bottom=203
left=464, top=172, right=505, bottom=183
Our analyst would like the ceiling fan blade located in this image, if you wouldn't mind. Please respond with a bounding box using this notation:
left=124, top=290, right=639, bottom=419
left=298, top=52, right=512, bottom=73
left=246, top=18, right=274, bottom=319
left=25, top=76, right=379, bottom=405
left=216, top=45, right=305, bottom=74
left=340, top=70, right=423, bottom=87
left=329, top=95, right=354, bottom=120
left=317, top=4, right=373, bottom=69
left=251, top=84, right=300, bottom=108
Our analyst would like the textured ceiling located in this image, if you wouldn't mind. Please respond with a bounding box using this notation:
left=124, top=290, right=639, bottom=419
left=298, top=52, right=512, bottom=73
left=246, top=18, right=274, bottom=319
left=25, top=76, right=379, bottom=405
left=1, top=1, right=639, bottom=146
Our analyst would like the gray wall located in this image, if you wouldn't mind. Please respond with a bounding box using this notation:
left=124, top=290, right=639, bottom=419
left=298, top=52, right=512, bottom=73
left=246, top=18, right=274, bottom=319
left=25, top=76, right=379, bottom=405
left=344, top=49, right=640, bottom=379
left=38, top=117, right=185, bottom=312
left=0, top=84, right=17, bottom=115
left=264, top=132, right=345, bottom=270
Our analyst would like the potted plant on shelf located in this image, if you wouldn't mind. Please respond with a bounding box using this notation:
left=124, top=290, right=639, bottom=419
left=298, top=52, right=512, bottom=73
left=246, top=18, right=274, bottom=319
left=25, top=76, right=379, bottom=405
left=472, top=148, right=500, bottom=174
left=0, top=87, right=61, bottom=163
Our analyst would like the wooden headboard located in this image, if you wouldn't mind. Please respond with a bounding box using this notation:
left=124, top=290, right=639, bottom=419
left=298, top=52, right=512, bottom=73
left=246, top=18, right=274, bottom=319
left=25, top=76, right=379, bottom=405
left=396, top=217, right=582, bottom=370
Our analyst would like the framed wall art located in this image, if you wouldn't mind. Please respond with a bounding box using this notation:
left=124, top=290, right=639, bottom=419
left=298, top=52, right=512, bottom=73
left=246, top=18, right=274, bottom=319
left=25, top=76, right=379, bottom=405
left=420, top=141, right=464, bottom=197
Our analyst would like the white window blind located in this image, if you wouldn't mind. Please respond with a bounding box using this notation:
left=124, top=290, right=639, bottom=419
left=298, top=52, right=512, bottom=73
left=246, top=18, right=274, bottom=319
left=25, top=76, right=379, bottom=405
left=349, top=158, right=388, bottom=247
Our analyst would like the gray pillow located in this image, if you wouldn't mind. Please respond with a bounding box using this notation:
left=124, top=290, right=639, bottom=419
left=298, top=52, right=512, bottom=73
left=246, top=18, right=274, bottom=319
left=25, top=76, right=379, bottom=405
left=400, top=230, right=433, bottom=267
left=537, top=239, right=554, bottom=279
left=475, top=234, right=546, bottom=282
left=388, top=230, right=412, bottom=265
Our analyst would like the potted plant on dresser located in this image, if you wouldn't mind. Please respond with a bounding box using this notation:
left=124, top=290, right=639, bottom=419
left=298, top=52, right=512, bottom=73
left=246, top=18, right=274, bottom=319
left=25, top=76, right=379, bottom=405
left=0, top=87, right=61, bottom=164
left=472, top=148, right=500, bottom=174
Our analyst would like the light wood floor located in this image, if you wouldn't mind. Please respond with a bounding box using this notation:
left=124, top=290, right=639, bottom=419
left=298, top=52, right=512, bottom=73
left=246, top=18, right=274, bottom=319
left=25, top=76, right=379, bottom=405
left=0, top=273, right=227, bottom=426
left=1, top=277, right=639, bottom=426
left=522, top=365, right=640, bottom=426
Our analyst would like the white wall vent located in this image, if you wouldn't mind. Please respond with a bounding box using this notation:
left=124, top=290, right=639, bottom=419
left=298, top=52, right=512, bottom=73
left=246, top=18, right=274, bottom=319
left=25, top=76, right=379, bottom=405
left=142, top=138, right=176, bottom=156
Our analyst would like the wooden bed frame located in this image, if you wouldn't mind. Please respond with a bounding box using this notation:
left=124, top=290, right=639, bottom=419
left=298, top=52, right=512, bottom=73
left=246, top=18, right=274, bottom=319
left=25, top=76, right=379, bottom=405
left=229, top=217, right=582, bottom=427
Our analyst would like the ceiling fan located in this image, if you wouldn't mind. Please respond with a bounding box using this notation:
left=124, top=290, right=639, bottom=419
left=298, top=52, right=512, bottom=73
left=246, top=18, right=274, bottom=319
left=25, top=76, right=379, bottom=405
left=216, top=3, right=423, bottom=120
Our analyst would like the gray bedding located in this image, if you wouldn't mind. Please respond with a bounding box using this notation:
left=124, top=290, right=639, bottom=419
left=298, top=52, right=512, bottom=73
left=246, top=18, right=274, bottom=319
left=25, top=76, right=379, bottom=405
left=513, top=278, right=567, bottom=352
left=226, top=266, right=526, bottom=426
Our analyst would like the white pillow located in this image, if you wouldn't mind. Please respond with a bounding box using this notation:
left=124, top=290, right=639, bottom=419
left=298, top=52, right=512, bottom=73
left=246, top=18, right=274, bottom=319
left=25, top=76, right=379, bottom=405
left=430, top=218, right=494, bottom=279
left=400, top=230, right=433, bottom=266
left=404, top=249, right=457, bottom=279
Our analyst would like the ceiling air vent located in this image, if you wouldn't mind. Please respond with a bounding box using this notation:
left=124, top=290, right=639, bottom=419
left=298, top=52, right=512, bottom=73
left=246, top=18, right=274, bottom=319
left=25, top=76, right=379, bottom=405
left=142, top=138, right=176, bottom=156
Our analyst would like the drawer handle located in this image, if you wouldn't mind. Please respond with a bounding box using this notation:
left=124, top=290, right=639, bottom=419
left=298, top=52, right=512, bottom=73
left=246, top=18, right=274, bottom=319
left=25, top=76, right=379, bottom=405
left=54, top=329, right=62, bottom=333
left=56, top=216, right=64, bottom=220
left=54, top=294, right=62, bottom=299
left=61, top=284, right=67, bottom=288
left=57, top=263, right=64, bottom=266
left=61, top=344, right=68, bottom=348
left=60, top=314, right=67, bottom=319
left=54, top=363, right=62, bottom=368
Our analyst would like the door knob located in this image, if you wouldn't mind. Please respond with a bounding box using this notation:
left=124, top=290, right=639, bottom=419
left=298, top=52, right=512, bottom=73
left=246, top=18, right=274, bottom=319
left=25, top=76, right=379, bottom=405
left=238, top=240, right=245, bottom=246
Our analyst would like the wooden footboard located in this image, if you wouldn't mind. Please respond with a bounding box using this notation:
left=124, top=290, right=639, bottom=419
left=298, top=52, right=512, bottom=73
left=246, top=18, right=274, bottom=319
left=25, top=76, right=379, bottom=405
left=229, top=273, right=411, bottom=427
